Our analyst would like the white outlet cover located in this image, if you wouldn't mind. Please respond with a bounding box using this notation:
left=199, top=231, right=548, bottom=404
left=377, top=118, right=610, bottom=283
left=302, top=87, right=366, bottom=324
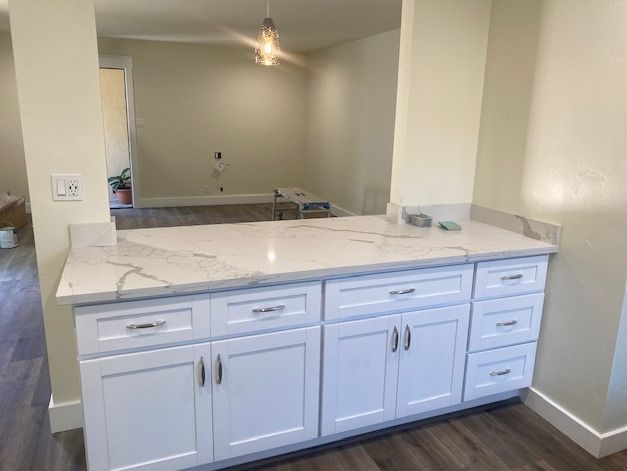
left=51, top=174, right=83, bottom=201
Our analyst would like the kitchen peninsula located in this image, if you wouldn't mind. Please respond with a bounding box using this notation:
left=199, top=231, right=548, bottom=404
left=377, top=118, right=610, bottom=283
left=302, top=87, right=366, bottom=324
left=57, top=214, right=558, bottom=471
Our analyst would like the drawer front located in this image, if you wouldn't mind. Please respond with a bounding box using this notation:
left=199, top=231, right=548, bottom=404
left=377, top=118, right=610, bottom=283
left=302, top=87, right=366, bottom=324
left=469, top=293, right=544, bottom=352
left=474, top=255, right=548, bottom=299
left=211, top=282, right=322, bottom=336
left=324, top=264, right=474, bottom=321
left=464, top=342, right=537, bottom=401
left=75, top=295, right=211, bottom=356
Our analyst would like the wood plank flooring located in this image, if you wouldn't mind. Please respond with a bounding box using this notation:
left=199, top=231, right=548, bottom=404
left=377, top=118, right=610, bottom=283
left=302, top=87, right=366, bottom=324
left=1, top=204, right=626, bottom=471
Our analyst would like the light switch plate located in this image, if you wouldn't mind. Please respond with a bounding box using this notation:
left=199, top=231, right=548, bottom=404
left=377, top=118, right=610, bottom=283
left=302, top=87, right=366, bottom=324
left=51, top=174, right=83, bottom=201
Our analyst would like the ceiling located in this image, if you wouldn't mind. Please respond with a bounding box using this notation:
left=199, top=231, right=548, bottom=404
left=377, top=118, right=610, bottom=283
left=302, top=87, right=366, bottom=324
left=0, top=0, right=402, bottom=53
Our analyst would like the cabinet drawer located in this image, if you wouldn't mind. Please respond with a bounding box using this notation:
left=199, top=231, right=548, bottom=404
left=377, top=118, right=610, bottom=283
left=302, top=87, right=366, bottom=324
left=464, top=342, right=537, bottom=401
left=211, top=282, right=321, bottom=336
left=469, top=293, right=544, bottom=352
left=75, top=295, right=211, bottom=356
left=474, top=255, right=548, bottom=299
left=324, top=265, right=474, bottom=321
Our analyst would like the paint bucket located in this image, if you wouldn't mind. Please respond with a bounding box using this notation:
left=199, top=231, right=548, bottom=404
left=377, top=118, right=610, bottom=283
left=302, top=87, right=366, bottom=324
left=0, top=226, right=18, bottom=249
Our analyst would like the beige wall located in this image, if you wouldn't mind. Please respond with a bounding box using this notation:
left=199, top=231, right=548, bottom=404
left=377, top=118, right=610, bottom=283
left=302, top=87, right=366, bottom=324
left=100, top=68, right=131, bottom=180
left=304, top=30, right=400, bottom=215
left=389, top=0, right=492, bottom=207
left=0, top=32, right=27, bottom=202
left=474, top=0, right=627, bottom=433
left=9, top=0, right=112, bottom=407
left=98, top=38, right=309, bottom=203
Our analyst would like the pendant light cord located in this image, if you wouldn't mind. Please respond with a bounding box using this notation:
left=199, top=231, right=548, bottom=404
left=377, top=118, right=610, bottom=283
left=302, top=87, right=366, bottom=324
left=266, top=0, right=270, bottom=18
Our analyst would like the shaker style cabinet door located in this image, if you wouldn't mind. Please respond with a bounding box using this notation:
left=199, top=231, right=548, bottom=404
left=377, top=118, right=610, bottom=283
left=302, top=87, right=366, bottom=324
left=211, top=327, right=321, bottom=461
left=396, top=304, right=470, bottom=418
left=321, top=315, right=401, bottom=435
left=80, top=343, right=213, bottom=471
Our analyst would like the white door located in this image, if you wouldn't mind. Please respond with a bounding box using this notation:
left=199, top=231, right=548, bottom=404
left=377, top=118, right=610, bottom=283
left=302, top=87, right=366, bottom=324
left=396, top=304, right=470, bottom=418
left=321, top=315, right=401, bottom=435
left=212, top=327, right=321, bottom=460
left=80, top=344, right=213, bottom=471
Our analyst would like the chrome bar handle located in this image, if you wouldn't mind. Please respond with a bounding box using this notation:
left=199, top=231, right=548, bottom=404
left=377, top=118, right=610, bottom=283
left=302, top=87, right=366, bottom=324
left=126, top=320, right=166, bottom=330
left=252, top=305, right=286, bottom=313
left=199, top=356, right=206, bottom=387
left=391, top=326, right=399, bottom=352
left=404, top=325, right=411, bottom=351
left=389, top=288, right=416, bottom=295
left=490, top=368, right=512, bottom=377
left=496, top=320, right=519, bottom=327
left=501, top=274, right=523, bottom=281
left=216, top=354, right=223, bottom=384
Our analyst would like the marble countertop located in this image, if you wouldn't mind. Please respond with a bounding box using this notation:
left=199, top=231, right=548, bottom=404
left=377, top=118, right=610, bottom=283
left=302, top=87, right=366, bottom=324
left=56, top=215, right=558, bottom=305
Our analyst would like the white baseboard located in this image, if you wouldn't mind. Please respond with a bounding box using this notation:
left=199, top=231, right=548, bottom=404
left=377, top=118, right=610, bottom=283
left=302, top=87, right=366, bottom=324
left=48, top=395, right=83, bottom=433
left=136, top=193, right=275, bottom=208
left=523, top=387, right=627, bottom=457
left=330, top=204, right=357, bottom=218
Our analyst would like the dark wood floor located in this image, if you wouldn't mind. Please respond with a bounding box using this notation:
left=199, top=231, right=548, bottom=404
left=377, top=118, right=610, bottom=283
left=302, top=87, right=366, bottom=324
left=1, top=204, right=626, bottom=471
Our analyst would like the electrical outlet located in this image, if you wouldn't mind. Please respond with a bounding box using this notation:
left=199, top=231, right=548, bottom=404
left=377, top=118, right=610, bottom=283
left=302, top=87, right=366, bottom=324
left=51, top=174, right=83, bottom=201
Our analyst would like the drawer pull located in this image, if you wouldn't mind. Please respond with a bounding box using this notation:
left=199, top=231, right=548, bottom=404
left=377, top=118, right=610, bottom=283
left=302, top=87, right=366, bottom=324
left=490, top=368, right=512, bottom=377
left=391, top=326, right=399, bottom=352
left=501, top=274, right=524, bottom=281
left=126, top=320, right=166, bottom=330
left=216, top=354, right=223, bottom=384
left=252, top=305, right=286, bottom=314
left=199, top=356, right=206, bottom=387
left=389, top=288, right=416, bottom=295
left=496, top=320, right=519, bottom=327
left=404, top=325, right=412, bottom=351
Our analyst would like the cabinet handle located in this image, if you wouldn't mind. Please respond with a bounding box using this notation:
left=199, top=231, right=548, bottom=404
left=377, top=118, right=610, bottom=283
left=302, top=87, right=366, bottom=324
left=501, top=273, right=523, bottom=281
left=496, top=320, right=519, bottom=327
left=391, top=326, right=399, bottom=352
left=490, top=368, right=512, bottom=377
left=200, top=356, right=206, bottom=387
left=252, top=305, right=285, bottom=313
left=126, top=320, right=166, bottom=330
left=404, top=325, right=411, bottom=351
left=216, top=354, right=223, bottom=384
left=389, top=288, right=416, bottom=295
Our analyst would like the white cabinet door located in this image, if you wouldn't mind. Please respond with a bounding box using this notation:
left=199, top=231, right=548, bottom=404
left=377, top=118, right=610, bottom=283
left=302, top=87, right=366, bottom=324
left=80, top=344, right=213, bottom=471
left=396, top=305, right=470, bottom=418
left=321, top=315, right=401, bottom=435
left=212, top=327, right=321, bottom=460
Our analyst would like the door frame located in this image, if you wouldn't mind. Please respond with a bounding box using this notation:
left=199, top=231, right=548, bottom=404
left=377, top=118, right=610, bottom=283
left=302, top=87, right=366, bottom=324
left=99, top=55, right=140, bottom=208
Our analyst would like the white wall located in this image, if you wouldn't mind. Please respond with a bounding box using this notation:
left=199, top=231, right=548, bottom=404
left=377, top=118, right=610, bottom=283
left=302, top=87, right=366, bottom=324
left=98, top=38, right=310, bottom=204
left=304, top=30, right=400, bottom=215
left=9, top=0, right=111, bottom=408
left=0, top=32, right=27, bottom=202
left=473, top=0, right=627, bottom=435
left=389, top=0, right=492, bottom=207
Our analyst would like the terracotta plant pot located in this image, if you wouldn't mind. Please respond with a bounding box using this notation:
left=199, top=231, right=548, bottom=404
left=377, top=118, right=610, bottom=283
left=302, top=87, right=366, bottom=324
left=115, top=188, right=133, bottom=205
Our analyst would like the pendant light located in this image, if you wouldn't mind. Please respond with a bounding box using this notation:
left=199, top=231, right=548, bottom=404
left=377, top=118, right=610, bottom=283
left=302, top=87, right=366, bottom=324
left=255, top=0, right=280, bottom=65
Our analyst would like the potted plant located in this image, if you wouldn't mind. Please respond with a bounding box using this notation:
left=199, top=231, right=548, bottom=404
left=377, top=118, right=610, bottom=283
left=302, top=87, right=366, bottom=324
left=108, top=168, right=133, bottom=205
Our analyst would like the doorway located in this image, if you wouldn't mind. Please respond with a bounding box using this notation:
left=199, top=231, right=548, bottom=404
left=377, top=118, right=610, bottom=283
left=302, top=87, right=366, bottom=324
left=99, top=55, right=138, bottom=209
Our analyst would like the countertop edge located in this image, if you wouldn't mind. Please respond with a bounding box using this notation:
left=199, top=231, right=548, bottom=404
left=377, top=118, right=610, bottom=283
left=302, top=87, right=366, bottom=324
left=56, top=245, right=558, bottom=307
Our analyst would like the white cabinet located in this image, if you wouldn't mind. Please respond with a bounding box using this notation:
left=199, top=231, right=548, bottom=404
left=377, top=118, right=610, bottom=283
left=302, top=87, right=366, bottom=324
left=80, top=344, right=213, bottom=471
left=322, top=305, right=470, bottom=434
left=396, top=305, right=470, bottom=417
left=321, top=315, right=401, bottom=435
left=211, top=327, right=321, bottom=460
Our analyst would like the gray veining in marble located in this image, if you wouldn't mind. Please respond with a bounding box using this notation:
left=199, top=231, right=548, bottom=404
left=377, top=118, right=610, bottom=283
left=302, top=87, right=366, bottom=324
left=56, top=215, right=558, bottom=305
left=470, top=205, right=562, bottom=245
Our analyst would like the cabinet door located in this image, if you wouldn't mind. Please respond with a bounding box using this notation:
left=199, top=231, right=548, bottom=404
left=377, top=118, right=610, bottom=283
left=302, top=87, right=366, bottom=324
left=396, top=305, right=470, bottom=418
left=212, top=327, right=321, bottom=460
left=321, top=315, right=401, bottom=435
left=80, top=344, right=213, bottom=471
